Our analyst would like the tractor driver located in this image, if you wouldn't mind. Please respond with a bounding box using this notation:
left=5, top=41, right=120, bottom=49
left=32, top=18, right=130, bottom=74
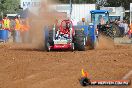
left=98, top=15, right=105, bottom=25
left=66, top=22, right=70, bottom=28
left=62, top=22, right=70, bottom=39
left=57, top=22, right=70, bottom=39
left=61, top=22, right=70, bottom=34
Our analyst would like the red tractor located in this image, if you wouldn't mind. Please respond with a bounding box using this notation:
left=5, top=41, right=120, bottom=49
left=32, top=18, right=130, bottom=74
left=45, top=19, right=85, bottom=51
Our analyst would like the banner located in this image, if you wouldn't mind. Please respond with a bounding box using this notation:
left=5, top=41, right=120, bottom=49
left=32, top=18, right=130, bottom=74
left=20, top=0, right=41, bottom=9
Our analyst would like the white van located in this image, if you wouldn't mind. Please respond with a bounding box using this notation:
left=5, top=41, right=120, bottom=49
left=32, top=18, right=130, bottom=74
left=6, top=14, right=17, bottom=19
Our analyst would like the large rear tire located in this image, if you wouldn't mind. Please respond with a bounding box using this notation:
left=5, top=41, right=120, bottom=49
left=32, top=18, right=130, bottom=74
left=45, top=29, right=54, bottom=51
left=87, top=36, right=96, bottom=49
left=112, top=24, right=120, bottom=38
left=48, top=30, right=54, bottom=46
left=74, top=30, right=85, bottom=51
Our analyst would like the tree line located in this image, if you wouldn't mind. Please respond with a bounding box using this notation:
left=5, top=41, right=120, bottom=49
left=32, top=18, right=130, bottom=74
left=0, top=0, right=20, bottom=14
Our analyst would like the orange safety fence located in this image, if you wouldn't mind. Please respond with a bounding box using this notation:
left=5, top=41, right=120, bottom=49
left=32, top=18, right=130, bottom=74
left=20, top=24, right=30, bottom=32
left=20, top=19, right=30, bottom=32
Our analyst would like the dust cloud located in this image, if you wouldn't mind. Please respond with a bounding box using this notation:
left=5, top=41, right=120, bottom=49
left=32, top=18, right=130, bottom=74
left=21, top=0, right=67, bottom=50
left=96, top=35, right=115, bottom=50
left=21, top=0, right=114, bottom=50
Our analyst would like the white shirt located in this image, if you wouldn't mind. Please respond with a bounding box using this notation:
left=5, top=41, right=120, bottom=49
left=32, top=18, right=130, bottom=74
left=124, top=23, right=129, bottom=34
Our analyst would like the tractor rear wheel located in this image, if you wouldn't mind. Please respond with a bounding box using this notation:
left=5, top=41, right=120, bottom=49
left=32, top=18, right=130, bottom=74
left=112, top=24, right=120, bottom=38
left=74, top=30, right=85, bottom=51
left=87, top=36, right=96, bottom=49
left=45, top=29, right=54, bottom=51
left=48, top=30, right=54, bottom=46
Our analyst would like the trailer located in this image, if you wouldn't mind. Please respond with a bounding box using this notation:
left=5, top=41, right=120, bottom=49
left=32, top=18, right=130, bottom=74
left=53, top=4, right=96, bottom=24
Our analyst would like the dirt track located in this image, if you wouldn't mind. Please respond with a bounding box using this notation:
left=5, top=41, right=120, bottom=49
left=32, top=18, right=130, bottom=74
left=0, top=43, right=132, bottom=88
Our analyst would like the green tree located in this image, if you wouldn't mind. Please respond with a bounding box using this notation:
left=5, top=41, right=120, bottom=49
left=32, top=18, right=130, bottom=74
left=58, top=0, right=96, bottom=4
left=106, top=0, right=132, bottom=10
left=0, top=0, right=20, bottom=14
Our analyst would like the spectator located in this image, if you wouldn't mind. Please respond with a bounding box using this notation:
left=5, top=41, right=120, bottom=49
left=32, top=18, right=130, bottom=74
left=118, top=21, right=125, bottom=37
left=20, top=18, right=30, bottom=43
left=2, top=15, right=11, bottom=39
left=128, top=23, right=132, bottom=38
left=123, top=21, right=129, bottom=36
left=14, top=15, right=21, bottom=43
left=2, top=15, right=10, bottom=31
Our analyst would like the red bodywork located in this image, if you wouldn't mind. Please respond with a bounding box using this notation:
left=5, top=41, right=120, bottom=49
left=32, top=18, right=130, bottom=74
left=50, top=44, right=72, bottom=50
left=50, top=20, right=74, bottom=50
left=59, top=20, right=75, bottom=35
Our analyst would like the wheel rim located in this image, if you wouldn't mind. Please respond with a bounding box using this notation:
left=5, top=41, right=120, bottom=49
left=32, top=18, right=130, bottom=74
left=72, top=43, right=74, bottom=50
left=84, top=38, right=86, bottom=45
left=47, top=43, right=50, bottom=51
left=48, top=47, right=50, bottom=51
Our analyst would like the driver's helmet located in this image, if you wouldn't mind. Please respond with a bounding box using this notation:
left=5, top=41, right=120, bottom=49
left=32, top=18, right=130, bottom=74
left=66, top=22, right=70, bottom=29
left=98, top=15, right=103, bottom=19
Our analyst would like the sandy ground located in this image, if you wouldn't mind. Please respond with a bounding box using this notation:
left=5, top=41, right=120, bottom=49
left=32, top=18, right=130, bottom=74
left=0, top=43, right=132, bottom=88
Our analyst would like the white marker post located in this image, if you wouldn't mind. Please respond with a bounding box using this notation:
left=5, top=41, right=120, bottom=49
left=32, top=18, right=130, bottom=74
left=130, top=3, right=132, bottom=24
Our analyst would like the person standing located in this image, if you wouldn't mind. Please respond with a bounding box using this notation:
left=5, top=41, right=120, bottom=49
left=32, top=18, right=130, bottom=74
left=2, top=15, right=11, bottom=40
left=20, top=18, right=30, bottom=43
left=14, top=15, right=21, bottom=43
left=128, top=23, right=132, bottom=38
left=2, top=15, right=10, bottom=30
left=123, top=21, right=129, bottom=36
left=118, top=21, right=125, bottom=37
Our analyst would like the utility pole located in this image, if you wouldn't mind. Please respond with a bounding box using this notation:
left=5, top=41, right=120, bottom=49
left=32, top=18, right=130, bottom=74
left=70, top=0, right=72, bottom=18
